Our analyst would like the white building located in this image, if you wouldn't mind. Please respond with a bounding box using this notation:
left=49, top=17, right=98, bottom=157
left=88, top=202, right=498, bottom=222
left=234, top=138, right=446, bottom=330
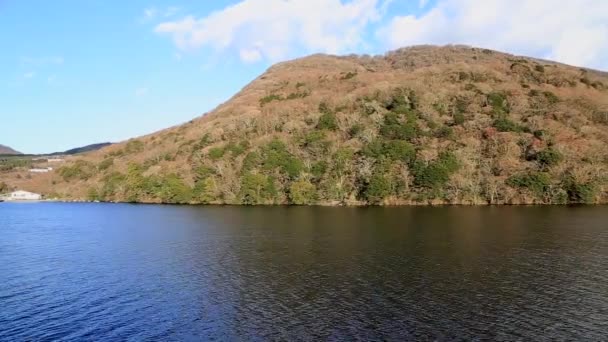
left=4, top=190, right=42, bottom=201
left=29, top=167, right=53, bottom=173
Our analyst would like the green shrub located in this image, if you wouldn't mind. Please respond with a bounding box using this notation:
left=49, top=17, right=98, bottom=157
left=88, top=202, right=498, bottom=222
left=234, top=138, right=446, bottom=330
left=453, top=112, right=466, bottom=125
left=385, top=89, right=418, bottom=112
left=125, top=140, right=144, bottom=154
left=192, top=177, right=216, bottom=204
left=193, top=166, right=215, bottom=181
left=208, top=147, right=225, bottom=160
left=317, top=112, right=338, bottom=130
left=533, top=130, right=545, bottom=139
left=59, top=160, right=95, bottom=181
left=239, top=173, right=276, bottom=205
left=536, top=148, right=563, bottom=168
left=260, top=94, right=283, bottom=106
left=311, top=161, right=328, bottom=179
left=333, top=148, right=355, bottom=173
left=362, top=139, right=416, bottom=164
left=493, top=117, right=525, bottom=132
left=562, top=175, right=597, bottom=204
left=379, top=112, right=419, bottom=140
left=87, top=187, right=100, bottom=201
left=435, top=126, right=454, bottom=139
left=98, top=158, right=114, bottom=171
left=289, top=180, right=318, bottom=205
left=158, top=174, right=192, bottom=204
left=341, top=71, right=358, bottom=80
left=455, top=97, right=468, bottom=114
left=543, top=91, right=559, bottom=104
left=535, top=65, right=545, bottom=73
left=412, top=152, right=459, bottom=189
left=302, top=131, right=326, bottom=147
left=506, top=172, right=551, bottom=198
left=286, top=91, right=310, bottom=100
left=348, top=124, right=363, bottom=138
left=262, top=139, right=303, bottom=179
left=225, top=140, right=249, bottom=156
left=194, top=133, right=212, bottom=150
left=241, top=151, right=261, bottom=173
left=100, top=171, right=126, bottom=200
left=365, top=174, right=391, bottom=204
left=487, top=92, right=509, bottom=116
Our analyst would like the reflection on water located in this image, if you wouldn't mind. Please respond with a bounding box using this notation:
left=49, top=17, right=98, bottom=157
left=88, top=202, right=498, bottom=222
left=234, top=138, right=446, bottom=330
left=1, top=204, right=607, bottom=340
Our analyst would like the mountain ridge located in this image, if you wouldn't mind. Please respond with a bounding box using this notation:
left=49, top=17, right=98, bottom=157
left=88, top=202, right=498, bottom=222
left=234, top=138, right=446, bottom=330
left=5, top=45, right=608, bottom=205
left=0, top=144, right=21, bottom=155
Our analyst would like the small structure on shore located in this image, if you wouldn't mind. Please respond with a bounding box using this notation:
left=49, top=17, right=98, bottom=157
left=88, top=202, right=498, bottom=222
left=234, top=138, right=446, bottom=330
left=2, top=190, right=42, bottom=201
left=29, top=167, right=53, bottom=173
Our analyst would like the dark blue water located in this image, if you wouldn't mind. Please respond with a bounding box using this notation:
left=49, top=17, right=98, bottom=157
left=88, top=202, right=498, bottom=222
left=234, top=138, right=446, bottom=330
left=1, top=203, right=607, bottom=341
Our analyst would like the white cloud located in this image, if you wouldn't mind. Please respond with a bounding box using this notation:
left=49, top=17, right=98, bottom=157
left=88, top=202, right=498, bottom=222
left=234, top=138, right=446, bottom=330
left=143, top=6, right=180, bottom=21
left=143, top=7, right=158, bottom=20
left=135, top=87, right=149, bottom=97
left=379, top=0, right=608, bottom=70
left=239, top=48, right=263, bottom=63
left=155, top=0, right=386, bottom=63
left=23, top=71, right=35, bottom=79
left=164, top=6, right=180, bottom=17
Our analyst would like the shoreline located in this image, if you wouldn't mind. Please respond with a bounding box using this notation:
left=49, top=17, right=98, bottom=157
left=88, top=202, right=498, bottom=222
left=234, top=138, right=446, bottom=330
left=4, top=199, right=605, bottom=207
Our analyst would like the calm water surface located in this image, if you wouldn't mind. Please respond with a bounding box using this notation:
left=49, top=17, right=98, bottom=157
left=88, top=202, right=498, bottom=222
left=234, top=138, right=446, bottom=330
left=0, top=203, right=607, bottom=341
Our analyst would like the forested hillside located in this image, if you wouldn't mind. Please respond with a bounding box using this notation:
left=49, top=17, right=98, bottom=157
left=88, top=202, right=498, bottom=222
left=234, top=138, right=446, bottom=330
left=10, top=46, right=608, bottom=205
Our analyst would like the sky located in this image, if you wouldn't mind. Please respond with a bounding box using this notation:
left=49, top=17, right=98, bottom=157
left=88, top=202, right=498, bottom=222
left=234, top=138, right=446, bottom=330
left=1, top=0, right=607, bottom=154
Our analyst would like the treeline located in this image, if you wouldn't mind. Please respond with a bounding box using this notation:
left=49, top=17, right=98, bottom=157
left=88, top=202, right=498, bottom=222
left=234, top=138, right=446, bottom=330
left=59, top=87, right=605, bottom=205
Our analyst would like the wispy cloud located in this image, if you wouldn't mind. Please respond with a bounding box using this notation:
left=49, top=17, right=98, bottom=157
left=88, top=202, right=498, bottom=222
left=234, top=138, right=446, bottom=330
left=155, top=0, right=387, bottom=63
left=164, top=6, right=180, bottom=17
left=142, top=6, right=180, bottom=21
left=23, top=71, right=35, bottom=79
left=151, top=0, right=608, bottom=70
left=378, top=0, right=608, bottom=70
left=143, top=7, right=158, bottom=20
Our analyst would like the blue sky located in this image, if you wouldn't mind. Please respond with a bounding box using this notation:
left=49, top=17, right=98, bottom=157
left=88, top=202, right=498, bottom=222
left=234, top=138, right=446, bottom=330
left=1, top=0, right=606, bottom=154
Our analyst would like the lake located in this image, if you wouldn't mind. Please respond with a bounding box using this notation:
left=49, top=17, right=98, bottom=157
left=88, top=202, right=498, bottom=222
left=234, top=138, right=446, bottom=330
left=0, top=203, right=607, bottom=340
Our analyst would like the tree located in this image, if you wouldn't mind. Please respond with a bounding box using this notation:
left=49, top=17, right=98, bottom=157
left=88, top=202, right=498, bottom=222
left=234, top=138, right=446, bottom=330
left=365, top=174, right=391, bottom=204
left=239, top=173, right=276, bottom=205
left=506, top=172, right=551, bottom=199
left=193, top=177, right=217, bottom=204
left=536, top=148, right=563, bottom=168
left=412, top=152, right=460, bottom=189
left=159, top=174, right=192, bottom=204
left=289, top=180, right=317, bottom=205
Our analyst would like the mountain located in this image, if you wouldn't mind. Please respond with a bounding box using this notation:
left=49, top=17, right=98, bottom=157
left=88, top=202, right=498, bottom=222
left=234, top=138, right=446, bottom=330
left=10, top=45, right=608, bottom=205
left=50, top=142, right=113, bottom=156
left=0, top=144, right=21, bottom=155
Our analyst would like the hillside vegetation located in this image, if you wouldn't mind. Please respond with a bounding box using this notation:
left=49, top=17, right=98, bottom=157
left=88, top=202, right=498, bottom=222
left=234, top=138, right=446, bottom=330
left=8, top=45, right=608, bottom=205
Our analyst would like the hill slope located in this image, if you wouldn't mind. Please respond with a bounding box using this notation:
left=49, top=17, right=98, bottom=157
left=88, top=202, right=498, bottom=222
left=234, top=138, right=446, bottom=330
left=11, top=45, right=608, bottom=205
left=0, top=144, right=21, bottom=155
left=50, top=142, right=113, bottom=156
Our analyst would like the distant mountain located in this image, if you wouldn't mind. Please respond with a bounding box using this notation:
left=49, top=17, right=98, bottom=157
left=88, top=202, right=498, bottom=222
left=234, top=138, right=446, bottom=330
left=50, top=142, right=113, bottom=156
left=0, top=144, right=21, bottom=155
